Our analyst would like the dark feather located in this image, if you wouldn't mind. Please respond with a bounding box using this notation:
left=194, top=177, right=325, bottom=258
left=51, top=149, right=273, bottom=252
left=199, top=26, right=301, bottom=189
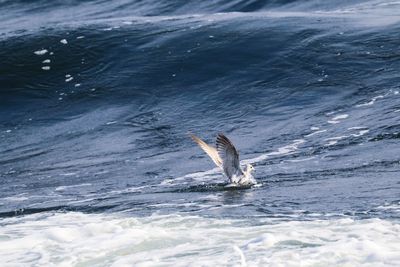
left=216, top=133, right=243, bottom=181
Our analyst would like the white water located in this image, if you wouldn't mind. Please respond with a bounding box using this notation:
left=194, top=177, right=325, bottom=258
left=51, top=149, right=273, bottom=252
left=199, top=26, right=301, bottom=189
left=1, top=212, right=399, bottom=267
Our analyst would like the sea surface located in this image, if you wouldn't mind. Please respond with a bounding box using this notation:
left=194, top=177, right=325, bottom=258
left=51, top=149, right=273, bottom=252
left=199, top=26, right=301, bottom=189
left=1, top=0, right=400, bottom=266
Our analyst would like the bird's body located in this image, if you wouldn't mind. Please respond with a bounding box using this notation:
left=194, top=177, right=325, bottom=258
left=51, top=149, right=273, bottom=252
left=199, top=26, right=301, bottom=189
left=190, top=133, right=256, bottom=185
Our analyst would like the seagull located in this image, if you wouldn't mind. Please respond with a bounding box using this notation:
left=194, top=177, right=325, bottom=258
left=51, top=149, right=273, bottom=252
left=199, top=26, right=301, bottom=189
left=190, top=133, right=256, bottom=185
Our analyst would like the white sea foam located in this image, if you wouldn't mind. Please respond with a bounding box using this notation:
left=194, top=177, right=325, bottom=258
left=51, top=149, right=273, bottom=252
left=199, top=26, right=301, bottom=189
left=55, top=183, right=91, bottom=192
left=34, top=49, right=48, bottom=55
left=287, top=156, right=316, bottom=162
left=324, top=129, right=369, bottom=146
left=376, top=202, right=400, bottom=212
left=356, top=95, right=384, bottom=107
left=352, top=129, right=369, bottom=137
left=348, top=126, right=367, bottom=130
left=60, top=39, right=68, bottom=44
left=0, top=212, right=399, bottom=267
left=247, top=139, right=306, bottom=164
left=60, top=172, right=77, bottom=176
left=162, top=167, right=220, bottom=186
left=1, top=196, right=28, bottom=202
left=325, top=136, right=348, bottom=146
left=328, top=114, right=349, bottom=124
left=305, top=129, right=327, bottom=137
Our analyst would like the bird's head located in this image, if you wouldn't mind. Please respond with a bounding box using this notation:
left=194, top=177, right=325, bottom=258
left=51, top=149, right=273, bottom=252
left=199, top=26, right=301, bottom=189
left=246, top=163, right=255, bottom=173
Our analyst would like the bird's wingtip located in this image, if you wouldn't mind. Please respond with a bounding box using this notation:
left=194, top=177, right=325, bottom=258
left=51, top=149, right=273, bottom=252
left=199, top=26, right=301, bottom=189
left=217, top=132, right=226, bottom=138
left=189, top=133, right=202, bottom=143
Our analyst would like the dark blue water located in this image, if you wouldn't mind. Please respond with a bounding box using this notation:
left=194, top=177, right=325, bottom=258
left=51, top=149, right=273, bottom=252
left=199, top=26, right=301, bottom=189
left=1, top=0, right=400, bottom=221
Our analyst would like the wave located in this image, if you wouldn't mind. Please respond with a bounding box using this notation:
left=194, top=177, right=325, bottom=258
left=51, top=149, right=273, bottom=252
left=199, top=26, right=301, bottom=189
left=1, top=211, right=399, bottom=266
left=0, top=0, right=399, bottom=219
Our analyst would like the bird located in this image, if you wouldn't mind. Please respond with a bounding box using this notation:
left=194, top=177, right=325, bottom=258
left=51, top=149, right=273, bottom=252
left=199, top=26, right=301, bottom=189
left=190, top=133, right=256, bottom=185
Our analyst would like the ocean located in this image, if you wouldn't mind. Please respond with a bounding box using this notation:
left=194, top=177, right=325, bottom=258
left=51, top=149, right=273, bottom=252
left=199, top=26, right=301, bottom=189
left=1, top=0, right=400, bottom=266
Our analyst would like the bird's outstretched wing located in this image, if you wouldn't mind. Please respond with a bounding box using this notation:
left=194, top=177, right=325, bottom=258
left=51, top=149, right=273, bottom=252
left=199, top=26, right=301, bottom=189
left=216, top=133, right=243, bottom=180
left=190, top=134, right=222, bottom=168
